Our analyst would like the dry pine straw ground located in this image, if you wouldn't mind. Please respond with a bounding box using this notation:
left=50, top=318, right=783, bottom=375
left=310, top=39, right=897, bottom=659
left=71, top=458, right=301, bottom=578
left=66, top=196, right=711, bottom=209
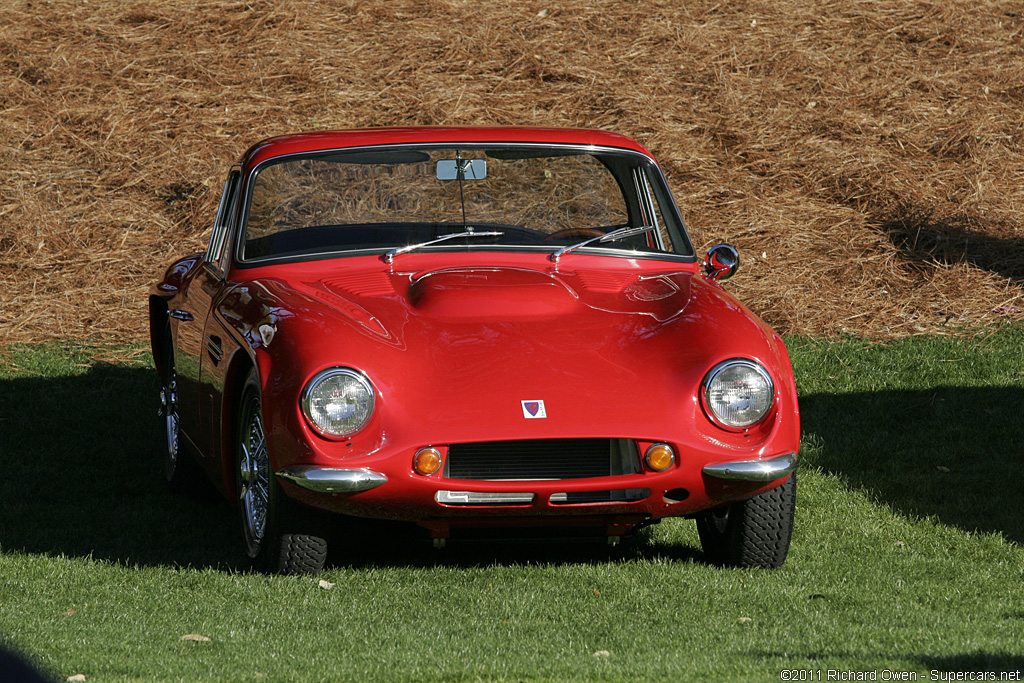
left=2, top=0, right=1023, bottom=350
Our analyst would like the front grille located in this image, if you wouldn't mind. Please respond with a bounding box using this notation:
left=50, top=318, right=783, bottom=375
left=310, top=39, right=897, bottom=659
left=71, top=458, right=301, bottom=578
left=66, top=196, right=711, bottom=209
left=445, top=438, right=639, bottom=481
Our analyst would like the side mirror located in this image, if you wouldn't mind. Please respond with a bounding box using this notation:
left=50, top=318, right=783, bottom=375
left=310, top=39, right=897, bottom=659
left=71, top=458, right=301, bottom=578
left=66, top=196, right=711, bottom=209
left=704, top=244, right=739, bottom=282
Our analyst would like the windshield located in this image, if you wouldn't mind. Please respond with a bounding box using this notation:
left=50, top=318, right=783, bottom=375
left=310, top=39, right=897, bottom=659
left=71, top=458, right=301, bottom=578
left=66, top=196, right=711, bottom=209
left=238, top=145, right=693, bottom=264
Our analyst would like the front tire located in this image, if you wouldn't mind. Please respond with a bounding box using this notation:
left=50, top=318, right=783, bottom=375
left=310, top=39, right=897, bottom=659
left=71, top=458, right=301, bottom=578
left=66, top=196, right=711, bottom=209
left=695, top=473, right=796, bottom=569
left=235, top=368, right=328, bottom=575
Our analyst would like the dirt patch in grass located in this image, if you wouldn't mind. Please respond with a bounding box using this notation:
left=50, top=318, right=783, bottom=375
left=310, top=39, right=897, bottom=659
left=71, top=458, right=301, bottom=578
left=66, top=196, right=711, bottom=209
left=2, top=0, right=1022, bottom=345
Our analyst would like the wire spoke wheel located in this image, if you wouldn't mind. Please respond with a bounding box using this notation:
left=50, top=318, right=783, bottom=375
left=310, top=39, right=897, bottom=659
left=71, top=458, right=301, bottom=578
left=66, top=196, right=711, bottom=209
left=158, top=329, right=205, bottom=493
left=160, top=358, right=180, bottom=479
left=239, top=388, right=270, bottom=557
left=235, top=368, right=329, bottom=574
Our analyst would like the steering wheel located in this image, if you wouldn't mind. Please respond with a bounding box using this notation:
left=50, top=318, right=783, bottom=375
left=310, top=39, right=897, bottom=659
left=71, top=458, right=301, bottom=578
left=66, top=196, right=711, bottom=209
left=543, top=228, right=605, bottom=241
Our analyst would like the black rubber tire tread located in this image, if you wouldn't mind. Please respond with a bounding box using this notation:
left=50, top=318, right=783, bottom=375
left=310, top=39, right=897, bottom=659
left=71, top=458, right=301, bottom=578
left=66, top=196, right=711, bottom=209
left=236, top=368, right=329, bottom=576
left=696, top=472, right=796, bottom=569
left=275, top=533, right=329, bottom=576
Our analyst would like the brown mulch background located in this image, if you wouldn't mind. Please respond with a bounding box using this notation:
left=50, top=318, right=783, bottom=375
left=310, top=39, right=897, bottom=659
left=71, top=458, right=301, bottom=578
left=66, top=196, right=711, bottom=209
left=2, top=0, right=1023, bottom=348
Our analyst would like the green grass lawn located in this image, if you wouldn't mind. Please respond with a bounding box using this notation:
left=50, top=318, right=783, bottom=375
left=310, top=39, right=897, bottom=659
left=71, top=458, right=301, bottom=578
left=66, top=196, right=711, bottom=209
left=1, top=329, right=1022, bottom=682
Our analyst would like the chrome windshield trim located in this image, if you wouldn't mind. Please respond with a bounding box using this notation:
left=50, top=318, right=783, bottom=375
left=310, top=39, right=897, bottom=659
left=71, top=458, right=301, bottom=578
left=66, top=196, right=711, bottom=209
left=276, top=466, right=387, bottom=493
left=234, top=141, right=696, bottom=268
left=702, top=453, right=797, bottom=482
left=235, top=244, right=698, bottom=269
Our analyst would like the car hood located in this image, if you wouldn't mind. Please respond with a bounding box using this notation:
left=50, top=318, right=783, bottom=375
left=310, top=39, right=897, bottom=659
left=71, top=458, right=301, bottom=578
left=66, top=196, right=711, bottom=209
left=327, top=263, right=693, bottom=326
left=221, top=256, right=791, bottom=447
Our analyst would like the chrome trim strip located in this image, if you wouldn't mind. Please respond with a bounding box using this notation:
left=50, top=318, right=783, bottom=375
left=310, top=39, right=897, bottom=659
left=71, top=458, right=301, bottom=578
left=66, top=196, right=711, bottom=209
left=205, top=166, right=241, bottom=274
left=204, top=336, right=223, bottom=362
left=550, top=488, right=650, bottom=504
left=276, top=466, right=387, bottom=493
left=436, top=491, right=535, bottom=505
left=702, top=453, right=797, bottom=482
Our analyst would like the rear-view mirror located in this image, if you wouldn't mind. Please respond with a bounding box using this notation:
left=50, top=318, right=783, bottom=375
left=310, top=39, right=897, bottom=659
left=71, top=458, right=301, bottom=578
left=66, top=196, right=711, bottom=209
left=436, top=159, right=487, bottom=180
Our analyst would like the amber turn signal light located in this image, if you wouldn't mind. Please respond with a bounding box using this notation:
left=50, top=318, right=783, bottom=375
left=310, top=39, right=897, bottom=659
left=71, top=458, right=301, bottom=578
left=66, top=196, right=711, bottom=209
left=414, top=447, right=443, bottom=476
left=644, top=443, right=675, bottom=472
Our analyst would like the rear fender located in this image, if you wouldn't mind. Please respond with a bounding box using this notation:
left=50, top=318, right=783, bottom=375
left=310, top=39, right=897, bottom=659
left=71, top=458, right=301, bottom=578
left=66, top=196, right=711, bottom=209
left=150, top=253, right=202, bottom=377
left=149, top=296, right=170, bottom=378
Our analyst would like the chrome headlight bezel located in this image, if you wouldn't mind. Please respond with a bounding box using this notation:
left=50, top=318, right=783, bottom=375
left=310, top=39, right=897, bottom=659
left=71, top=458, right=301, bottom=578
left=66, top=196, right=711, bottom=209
left=700, top=359, right=774, bottom=430
left=300, top=367, right=376, bottom=439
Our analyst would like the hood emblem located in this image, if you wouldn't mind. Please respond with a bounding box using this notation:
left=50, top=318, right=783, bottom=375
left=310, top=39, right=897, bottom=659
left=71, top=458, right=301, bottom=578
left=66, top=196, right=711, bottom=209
left=521, top=400, right=547, bottom=419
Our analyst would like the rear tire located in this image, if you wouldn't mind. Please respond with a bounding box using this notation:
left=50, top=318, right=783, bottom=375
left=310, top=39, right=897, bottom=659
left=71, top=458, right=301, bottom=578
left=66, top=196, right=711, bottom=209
left=696, top=473, right=795, bottom=569
left=235, top=368, right=328, bottom=575
left=159, top=327, right=204, bottom=493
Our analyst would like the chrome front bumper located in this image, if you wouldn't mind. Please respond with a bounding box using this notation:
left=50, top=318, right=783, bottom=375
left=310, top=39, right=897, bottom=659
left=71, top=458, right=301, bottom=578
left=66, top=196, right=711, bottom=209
left=702, top=453, right=797, bottom=482
left=276, top=466, right=388, bottom=493
left=278, top=453, right=795, bottom=496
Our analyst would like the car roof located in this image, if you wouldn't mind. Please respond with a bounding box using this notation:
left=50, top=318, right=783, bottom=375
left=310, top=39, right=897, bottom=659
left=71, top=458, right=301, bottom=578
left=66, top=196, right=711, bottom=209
left=239, top=126, right=654, bottom=170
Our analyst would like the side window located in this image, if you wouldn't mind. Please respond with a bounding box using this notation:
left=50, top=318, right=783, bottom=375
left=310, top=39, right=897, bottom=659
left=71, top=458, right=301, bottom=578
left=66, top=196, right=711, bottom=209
left=632, top=168, right=672, bottom=252
left=206, top=167, right=241, bottom=272
left=639, top=166, right=694, bottom=256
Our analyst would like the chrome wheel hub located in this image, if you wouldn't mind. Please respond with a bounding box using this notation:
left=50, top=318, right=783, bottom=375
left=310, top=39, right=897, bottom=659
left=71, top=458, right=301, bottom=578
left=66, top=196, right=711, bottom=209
left=239, top=402, right=270, bottom=555
left=161, top=372, right=179, bottom=468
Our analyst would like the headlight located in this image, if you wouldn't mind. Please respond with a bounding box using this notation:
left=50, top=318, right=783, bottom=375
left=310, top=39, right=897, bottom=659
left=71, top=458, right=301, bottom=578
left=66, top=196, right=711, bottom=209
left=701, top=359, right=773, bottom=429
left=301, top=368, right=375, bottom=438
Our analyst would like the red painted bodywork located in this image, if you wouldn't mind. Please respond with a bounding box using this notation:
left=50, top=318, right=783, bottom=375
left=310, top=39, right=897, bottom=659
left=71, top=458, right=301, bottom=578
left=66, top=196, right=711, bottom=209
left=151, top=127, right=799, bottom=539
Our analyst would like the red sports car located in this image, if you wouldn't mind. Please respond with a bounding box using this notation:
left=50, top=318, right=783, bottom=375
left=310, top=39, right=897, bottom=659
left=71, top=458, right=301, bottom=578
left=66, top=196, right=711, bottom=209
left=150, top=127, right=799, bottom=574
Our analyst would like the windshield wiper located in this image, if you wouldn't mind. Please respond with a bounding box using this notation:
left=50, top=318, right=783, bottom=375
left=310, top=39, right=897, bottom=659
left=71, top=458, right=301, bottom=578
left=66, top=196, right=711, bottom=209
left=548, top=225, right=657, bottom=264
left=381, top=231, right=504, bottom=264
